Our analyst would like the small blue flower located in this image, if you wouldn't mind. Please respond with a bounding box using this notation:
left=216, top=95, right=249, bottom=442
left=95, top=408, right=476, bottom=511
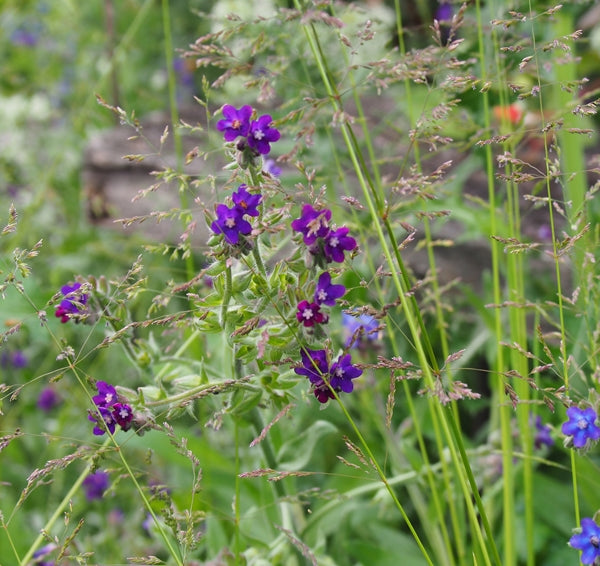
left=314, top=272, right=345, bottom=306
left=217, top=104, right=252, bottom=141
left=569, top=517, right=600, bottom=565
left=330, top=354, right=362, bottom=393
left=323, top=227, right=357, bottom=263
left=247, top=114, right=280, bottom=155
left=210, top=203, right=252, bottom=245
left=562, top=407, right=600, bottom=449
left=291, top=205, right=332, bottom=246
left=232, top=184, right=262, bottom=217
left=342, top=312, right=380, bottom=348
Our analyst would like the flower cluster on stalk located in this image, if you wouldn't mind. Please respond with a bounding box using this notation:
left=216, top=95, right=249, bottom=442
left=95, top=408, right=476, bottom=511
left=217, top=104, right=280, bottom=167
left=55, top=282, right=88, bottom=323
left=88, top=381, right=133, bottom=436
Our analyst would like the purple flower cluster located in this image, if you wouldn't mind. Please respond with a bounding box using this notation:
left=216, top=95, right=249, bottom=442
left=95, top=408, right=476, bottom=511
left=562, top=406, right=600, bottom=449
left=88, top=381, right=133, bottom=436
left=294, top=348, right=362, bottom=403
left=217, top=104, right=280, bottom=156
left=211, top=184, right=262, bottom=245
left=296, top=271, right=345, bottom=328
left=291, top=204, right=357, bottom=265
left=55, top=282, right=88, bottom=323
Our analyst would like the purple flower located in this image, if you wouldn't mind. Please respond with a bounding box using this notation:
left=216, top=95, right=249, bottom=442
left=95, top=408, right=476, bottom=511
left=216, top=104, right=252, bottom=141
left=314, top=272, right=345, bottom=306
left=89, top=405, right=117, bottom=436
left=533, top=415, right=554, bottom=449
left=330, top=354, right=362, bottom=393
left=435, top=2, right=453, bottom=22
left=210, top=203, right=252, bottom=245
left=82, top=471, right=109, bottom=501
left=112, top=403, right=134, bottom=431
left=11, top=29, right=38, bottom=47
left=37, top=387, right=60, bottom=412
left=32, top=543, right=57, bottom=565
left=323, top=227, right=357, bottom=263
left=263, top=158, right=281, bottom=177
left=232, top=184, right=262, bottom=217
left=294, top=348, right=329, bottom=384
left=313, top=382, right=335, bottom=404
left=55, top=282, right=88, bottom=323
left=562, top=406, right=600, bottom=449
left=291, top=205, right=332, bottom=246
left=569, top=517, right=600, bottom=565
left=296, top=300, right=328, bottom=327
left=343, top=313, right=380, bottom=348
left=1, top=350, right=27, bottom=369
left=247, top=115, right=280, bottom=155
left=93, top=381, right=118, bottom=407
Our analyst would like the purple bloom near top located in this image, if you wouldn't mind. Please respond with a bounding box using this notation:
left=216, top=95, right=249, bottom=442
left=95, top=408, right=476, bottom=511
left=93, top=381, right=117, bottom=407
left=247, top=114, right=281, bottom=155
left=112, top=403, right=134, bottom=431
left=55, top=282, right=88, bottom=323
left=314, top=271, right=345, bottom=306
left=210, top=203, right=253, bottom=245
left=323, top=227, right=357, bottom=263
left=232, top=184, right=262, bottom=217
left=89, top=405, right=117, bottom=436
left=83, top=471, right=110, bottom=501
left=330, top=354, right=363, bottom=393
left=217, top=104, right=252, bottom=141
left=561, top=406, right=600, bottom=448
left=291, top=205, right=332, bottom=246
left=343, top=313, right=380, bottom=348
left=569, top=517, right=600, bottom=565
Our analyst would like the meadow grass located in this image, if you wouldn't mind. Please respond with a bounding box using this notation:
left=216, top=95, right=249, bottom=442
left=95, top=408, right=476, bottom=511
left=1, top=1, right=600, bottom=564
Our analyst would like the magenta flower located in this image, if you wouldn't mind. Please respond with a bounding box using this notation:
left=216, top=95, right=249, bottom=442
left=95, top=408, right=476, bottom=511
left=216, top=104, right=252, bottom=141
left=569, top=517, right=600, bottom=564
left=247, top=114, right=280, bottom=155
left=89, top=381, right=134, bottom=436
left=562, top=406, right=600, bottom=448
left=232, top=184, right=262, bottom=217
left=323, top=227, right=357, bottom=263
left=210, top=203, right=252, bottom=245
left=83, top=471, right=110, bottom=501
left=55, top=282, right=88, bottom=323
left=296, top=300, right=327, bottom=327
left=314, top=272, right=345, bottom=306
left=112, top=403, right=134, bottom=431
left=291, top=205, right=332, bottom=246
left=330, top=354, right=362, bottom=393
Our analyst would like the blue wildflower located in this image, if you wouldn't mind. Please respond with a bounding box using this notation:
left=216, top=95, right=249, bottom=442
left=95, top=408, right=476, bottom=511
left=210, top=203, right=252, bottom=245
left=330, top=353, right=362, bottom=393
left=342, top=312, right=380, bottom=348
left=569, top=517, right=600, bottom=565
left=562, top=406, right=600, bottom=449
left=314, top=272, right=345, bottom=306
left=217, top=104, right=252, bottom=141
left=83, top=471, right=109, bottom=501
left=247, top=114, right=280, bottom=155
left=55, top=282, right=88, bottom=323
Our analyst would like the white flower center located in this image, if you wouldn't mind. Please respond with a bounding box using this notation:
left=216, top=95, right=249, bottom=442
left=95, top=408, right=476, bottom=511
left=335, top=367, right=343, bottom=377
left=329, top=237, right=339, bottom=247
left=578, top=418, right=589, bottom=430
left=119, top=408, right=130, bottom=419
left=225, top=217, right=236, bottom=228
left=317, top=290, right=327, bottom=302
left=253, top=129, right=264, bottom=140
left=302, top=308, right=314, bottom=320
left=105, top=394, right=113, bottom=404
